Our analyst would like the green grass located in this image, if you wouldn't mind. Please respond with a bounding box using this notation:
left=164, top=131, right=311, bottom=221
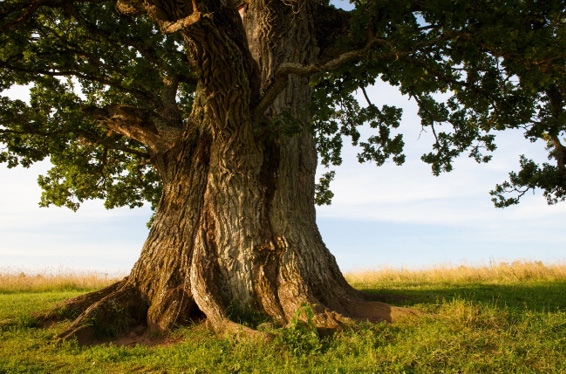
left=1, top=263, right=566, bottom=373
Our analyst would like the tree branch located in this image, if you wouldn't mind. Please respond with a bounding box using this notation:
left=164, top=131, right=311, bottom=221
left=253, top=42, right=401, bottom=123
left=82, top=132, right=150, bottom=159
left=411, top=93, right=442, bottom=150
left=0, top=0, right=42, bottom=32
left=0, top=0, right=106, bottom=31
left=550, top=135, right=566, bottom=173
left=82, top=105, right=161, bottom=152
left=360, top=86, right=374, bottom=107
left=0, top=126, right=150, bottom=159
left=160, top=11, right=209, bottom=34
left=3, top=60, right=156, bottom=105
left=71, top=6, right=189, bottom=79
left=253, top=49, right=364, bottom=123
left=135, top=0, right=211, bottom=34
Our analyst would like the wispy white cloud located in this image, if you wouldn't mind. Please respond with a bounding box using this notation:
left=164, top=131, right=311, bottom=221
left=315, top=81, right=566, bottom=270
left=0, top=162, right=149, bottom=272
left=0, top=162, right=152, bottom=228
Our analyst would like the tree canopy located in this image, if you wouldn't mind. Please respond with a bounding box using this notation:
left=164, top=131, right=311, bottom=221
left=1, top=0, right=565, bottom=209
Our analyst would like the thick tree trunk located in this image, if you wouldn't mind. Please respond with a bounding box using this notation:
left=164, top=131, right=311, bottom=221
left=51, top=0, right=414, bottom=343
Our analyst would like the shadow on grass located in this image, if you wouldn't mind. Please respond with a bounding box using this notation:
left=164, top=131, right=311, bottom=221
left=361, top=280, right=566, bottom=312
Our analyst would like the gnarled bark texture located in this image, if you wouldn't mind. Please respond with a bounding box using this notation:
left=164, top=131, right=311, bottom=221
left=53, top=0, right=414, bottom=342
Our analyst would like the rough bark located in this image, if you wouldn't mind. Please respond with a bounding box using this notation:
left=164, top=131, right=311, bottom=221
left=48, top=0, right=416, bottom=343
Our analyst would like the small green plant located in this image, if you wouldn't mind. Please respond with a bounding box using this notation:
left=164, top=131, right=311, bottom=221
left=84, top=301, right=135, bottom=339
left=16, top=314, right=40, bottom=328
left=275, top=303, right=323, bottom=356
left=225, top=303, right=271, bottom=329
left=0, top=315, right=40, bottom=331
left=52, top=305, right=81, bottom=321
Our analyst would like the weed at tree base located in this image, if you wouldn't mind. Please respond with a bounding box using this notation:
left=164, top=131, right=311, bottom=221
left=274, top=303, right=324, bottom=356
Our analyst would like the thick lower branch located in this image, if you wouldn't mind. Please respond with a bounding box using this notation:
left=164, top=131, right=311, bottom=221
left=82, top=104, right=182, bottom=153
left=161, top=11, right=209, bottom=34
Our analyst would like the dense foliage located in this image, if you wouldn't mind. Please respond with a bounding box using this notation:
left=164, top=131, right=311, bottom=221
left=0, top=2, right=192, bottom=211
left=313, top=0, right=566, bottom=207
left=1, top=0, right=565, bottom=211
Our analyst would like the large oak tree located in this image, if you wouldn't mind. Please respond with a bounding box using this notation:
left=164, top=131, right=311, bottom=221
left=1, top=0, right=565, bottom=341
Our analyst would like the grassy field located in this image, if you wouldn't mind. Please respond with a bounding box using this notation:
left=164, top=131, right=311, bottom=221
left=1, top=261, right=565, bottom=373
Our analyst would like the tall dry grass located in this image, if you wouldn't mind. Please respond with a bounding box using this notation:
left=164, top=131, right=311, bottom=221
left=0, top=267, right=124, bottom=293
left=2, top=260, right=565, bottom=293
left=345, top=260, right=566, bottom=286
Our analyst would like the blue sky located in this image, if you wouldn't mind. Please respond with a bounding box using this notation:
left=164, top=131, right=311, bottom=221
left=317, top=81, right=566, bottom=270
left=1, top=80, right=565, bottom=275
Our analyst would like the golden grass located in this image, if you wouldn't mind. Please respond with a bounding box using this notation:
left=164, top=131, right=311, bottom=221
left=2, top=260, right=565, bottom=293
left=345, top=260, right=566, bottom=286
left=0, top=268, right=124, bottom=293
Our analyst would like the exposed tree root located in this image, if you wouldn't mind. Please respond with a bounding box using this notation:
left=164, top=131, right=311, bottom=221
left=50, top=281, right=147, bottom=345
left=279, top=293, right=419, bottom=330
left=39, top=242, right=420, bottom=346
left=40, top=286, right=420, bottom=346
left=35, top=256, right=423, bottom=346
left=346, top=299, right=420, bottom=323
left=38, top=279, right=125, bottom=323
left=213, top=319, right=274, bottom=341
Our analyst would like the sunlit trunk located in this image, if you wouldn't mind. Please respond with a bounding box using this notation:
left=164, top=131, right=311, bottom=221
left=52, top=0, right=413, bottom=342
